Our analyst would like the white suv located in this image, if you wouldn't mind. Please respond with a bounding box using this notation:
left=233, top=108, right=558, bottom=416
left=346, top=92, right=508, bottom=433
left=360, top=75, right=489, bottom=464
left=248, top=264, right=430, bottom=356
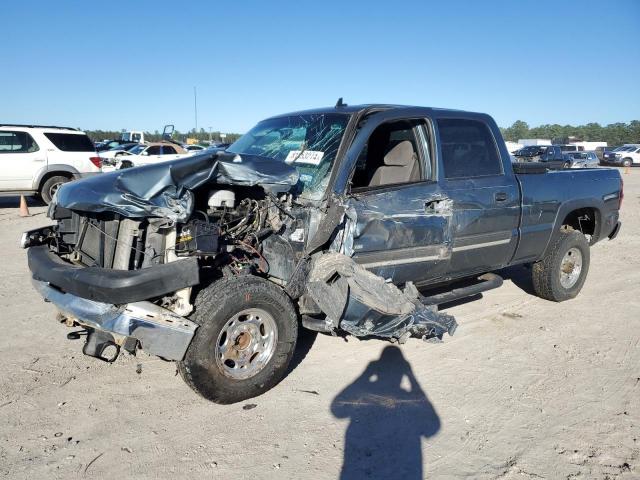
left=0, top=125, right=102, bottom=204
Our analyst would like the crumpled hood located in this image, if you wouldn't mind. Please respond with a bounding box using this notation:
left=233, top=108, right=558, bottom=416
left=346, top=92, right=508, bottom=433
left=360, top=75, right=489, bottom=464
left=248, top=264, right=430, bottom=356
left=51, top=151, right=300, bottom=222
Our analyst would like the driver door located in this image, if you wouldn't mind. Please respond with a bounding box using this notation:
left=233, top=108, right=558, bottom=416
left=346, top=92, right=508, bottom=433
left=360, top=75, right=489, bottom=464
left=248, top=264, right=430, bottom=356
left=342, top=112, right=452, bottom=285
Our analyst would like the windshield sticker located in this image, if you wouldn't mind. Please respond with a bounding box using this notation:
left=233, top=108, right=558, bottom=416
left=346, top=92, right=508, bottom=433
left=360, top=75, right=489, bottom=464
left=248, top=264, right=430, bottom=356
left=285, top=150, right=325, bottom=165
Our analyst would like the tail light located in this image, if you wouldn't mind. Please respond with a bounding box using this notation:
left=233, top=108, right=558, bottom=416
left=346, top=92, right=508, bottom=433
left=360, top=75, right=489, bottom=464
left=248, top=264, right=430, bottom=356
left=89, top=156, right=103, bottom=169
left=619, top=177, right=624, bottom=209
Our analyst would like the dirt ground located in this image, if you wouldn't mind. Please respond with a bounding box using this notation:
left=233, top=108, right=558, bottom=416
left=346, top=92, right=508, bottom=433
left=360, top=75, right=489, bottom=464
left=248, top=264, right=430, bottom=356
left=0, top=168, right=638, bottom=479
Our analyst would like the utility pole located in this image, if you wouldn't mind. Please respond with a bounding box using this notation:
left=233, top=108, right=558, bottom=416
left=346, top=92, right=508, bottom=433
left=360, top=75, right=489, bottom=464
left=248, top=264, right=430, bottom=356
left=193, top=86, right=198, bottom=134
left=208, top=127, right=212, bottom=143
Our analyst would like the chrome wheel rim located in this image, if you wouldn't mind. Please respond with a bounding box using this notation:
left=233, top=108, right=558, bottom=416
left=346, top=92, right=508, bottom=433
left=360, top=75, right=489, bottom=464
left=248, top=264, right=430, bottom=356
left=215, top=308, right=278, bottom=380
left=49, top=181, right=63, bottom=198
left=559, top=247, right=583, bottom=289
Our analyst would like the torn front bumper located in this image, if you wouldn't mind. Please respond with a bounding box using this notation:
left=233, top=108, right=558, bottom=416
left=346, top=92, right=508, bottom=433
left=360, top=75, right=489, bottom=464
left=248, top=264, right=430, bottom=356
left=32, top=279, right=197, bottom=361
left=27, top=245, right=199, bottom=304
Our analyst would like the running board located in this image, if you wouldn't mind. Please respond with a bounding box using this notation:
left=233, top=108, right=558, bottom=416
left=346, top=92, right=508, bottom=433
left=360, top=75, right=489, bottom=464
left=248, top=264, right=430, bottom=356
left=419, top=273, right=503, bottom=306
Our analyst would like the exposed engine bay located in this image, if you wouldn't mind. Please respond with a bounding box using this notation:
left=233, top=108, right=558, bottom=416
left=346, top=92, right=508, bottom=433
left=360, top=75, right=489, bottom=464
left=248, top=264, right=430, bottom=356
left=26, top=149, right=457, bottom=345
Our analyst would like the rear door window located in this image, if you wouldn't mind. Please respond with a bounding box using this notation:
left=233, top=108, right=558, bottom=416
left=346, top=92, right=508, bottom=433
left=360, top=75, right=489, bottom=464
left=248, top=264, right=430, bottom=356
left=0, top=131, right=40, bottom=153
left=162, top=146, right=177, bottom=155
left=438, top=119, right=502, bottom=179
left=44, top=133, right=95, bottom=152
left=146, top=146, right=162, bottom=155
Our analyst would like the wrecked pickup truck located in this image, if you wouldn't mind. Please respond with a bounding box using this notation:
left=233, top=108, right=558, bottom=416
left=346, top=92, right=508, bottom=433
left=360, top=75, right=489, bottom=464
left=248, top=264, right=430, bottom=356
left=22, top=104, right=623, bottom=404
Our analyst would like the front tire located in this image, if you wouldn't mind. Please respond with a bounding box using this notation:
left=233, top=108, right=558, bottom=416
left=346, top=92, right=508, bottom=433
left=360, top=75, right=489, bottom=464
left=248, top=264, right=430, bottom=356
left=532, top=229, right=590, bottom=302
left=622, top=158, right=632, bottom=168
left=40, top=175, right=70, bottom=204
left=179, top=276, right=298, bottom=404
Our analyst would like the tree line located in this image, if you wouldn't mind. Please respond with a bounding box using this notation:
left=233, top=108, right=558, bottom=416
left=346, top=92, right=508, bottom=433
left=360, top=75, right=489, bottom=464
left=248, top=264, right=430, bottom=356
left=85, top=128, right=243, bottom=144
left=500, top=120, right=640, bottom=146
left=85, top=120, right=640, bottom=147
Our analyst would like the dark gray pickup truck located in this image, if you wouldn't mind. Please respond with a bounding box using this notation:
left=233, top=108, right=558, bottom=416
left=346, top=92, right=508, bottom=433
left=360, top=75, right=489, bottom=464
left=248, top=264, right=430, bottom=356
left=22, top=104, right=623, bottom=403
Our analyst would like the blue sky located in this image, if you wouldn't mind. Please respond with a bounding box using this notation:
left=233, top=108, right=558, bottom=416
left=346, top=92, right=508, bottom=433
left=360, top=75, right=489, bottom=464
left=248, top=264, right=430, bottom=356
left=2, top=0, right=639, bottom=133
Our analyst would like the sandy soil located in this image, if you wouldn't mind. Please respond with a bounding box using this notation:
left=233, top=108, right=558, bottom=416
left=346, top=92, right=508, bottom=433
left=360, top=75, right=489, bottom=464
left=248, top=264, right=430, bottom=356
left=0, top=168, right=638, bottom=479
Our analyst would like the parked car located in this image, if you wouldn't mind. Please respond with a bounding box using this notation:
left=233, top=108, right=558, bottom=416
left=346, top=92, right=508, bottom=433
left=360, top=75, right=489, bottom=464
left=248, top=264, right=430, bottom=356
left=120, top=130, right=145, bottom=144
left=514, top=145, right=573, bottom=169
left=205, top=143, right=231, bottom=153
left=98, top=142, right=140, bottom=159
left=95, top=139, right=138, bottom=152
left=595, top=146, right=616, bottom=162
left=184, top=144, right=206, bottom=152
left=558, top=144, right=584, bottom=152
left=566, top=151, right=599, bottom=168
left=209, top=142, right=231, bottom=149
left=602, top=145, right=640, bottom=167
left=22, top=104, right=622, bottom=404
left=0, top=124, right=101, bottom=203
left=113, top=142, right=190, bottom=169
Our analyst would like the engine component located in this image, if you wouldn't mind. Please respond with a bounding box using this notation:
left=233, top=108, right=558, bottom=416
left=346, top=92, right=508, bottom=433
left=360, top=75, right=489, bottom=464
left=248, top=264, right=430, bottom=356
left=208, top=189, right=236, bottom=208
left=177, top=220, right=220, bottom=256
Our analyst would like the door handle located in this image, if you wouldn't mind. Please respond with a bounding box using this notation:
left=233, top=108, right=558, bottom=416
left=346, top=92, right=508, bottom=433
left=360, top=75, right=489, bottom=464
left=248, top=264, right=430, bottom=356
left=494, top=192, right=508, bottom=202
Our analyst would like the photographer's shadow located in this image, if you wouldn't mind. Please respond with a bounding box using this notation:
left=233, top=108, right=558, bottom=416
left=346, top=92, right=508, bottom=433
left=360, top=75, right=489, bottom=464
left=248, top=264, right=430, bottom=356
left=331, top=346, right=440, bottom=479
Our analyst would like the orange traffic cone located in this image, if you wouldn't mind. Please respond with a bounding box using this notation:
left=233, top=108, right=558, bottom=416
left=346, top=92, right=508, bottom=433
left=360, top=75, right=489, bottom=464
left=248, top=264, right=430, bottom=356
left=19, top=195, right=31, bottom=217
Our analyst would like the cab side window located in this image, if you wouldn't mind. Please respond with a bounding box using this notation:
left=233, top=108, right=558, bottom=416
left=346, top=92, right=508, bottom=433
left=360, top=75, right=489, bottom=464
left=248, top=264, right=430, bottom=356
left=0, top=131, right=40, bottom=153
left=351, top=119, right=431, bottom=190
left=438, top=118, right=502, bottom=179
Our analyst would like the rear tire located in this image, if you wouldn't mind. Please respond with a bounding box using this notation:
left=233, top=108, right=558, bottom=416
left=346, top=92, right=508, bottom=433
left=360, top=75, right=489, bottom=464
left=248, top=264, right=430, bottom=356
left=178, top=276, right=298, bottom=404
left=40, top=175, right=70, bottom=204
left=532, top=229, right=590, bottom=302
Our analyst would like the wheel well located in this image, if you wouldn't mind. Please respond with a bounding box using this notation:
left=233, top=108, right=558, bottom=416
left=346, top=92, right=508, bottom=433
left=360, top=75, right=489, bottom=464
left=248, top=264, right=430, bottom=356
left=38, top=171, right=72, bottom=191
left=561, top=207, right=599, bottom=243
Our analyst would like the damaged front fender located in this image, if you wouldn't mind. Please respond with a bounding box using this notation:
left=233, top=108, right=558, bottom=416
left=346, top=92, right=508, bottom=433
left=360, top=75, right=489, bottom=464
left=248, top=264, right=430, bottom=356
left=52, top=151, right=300, bottom=222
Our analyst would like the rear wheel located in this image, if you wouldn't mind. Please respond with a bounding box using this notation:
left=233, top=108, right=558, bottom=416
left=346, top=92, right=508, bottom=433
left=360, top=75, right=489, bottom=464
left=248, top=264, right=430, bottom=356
left=532, top=229, right=590, bottom=302
left=179, top=276, right=298, bottom=404
left=40, top=175, right=70, bottom=204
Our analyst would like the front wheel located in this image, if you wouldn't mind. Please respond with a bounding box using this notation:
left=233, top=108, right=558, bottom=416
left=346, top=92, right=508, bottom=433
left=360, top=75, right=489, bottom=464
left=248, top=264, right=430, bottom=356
left=532, top=229, right=590, bottom=302
left=179, top=276, right=298, bottom=404
left=622, top=158, right=632, bottom=168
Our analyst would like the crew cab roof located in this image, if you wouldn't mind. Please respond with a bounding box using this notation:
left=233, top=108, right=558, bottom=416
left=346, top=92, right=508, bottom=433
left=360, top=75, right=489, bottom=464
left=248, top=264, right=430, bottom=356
left=263, top=104, right=487, bottom=121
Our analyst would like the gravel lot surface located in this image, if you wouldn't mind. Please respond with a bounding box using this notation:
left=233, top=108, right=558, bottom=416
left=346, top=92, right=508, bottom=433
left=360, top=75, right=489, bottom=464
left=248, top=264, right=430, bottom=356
left=1, top=168, right=638, bottom=479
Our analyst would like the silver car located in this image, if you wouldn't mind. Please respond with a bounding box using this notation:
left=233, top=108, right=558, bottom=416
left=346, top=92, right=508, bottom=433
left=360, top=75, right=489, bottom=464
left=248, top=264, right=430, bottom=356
left=567, top=151, right=599, bottom=168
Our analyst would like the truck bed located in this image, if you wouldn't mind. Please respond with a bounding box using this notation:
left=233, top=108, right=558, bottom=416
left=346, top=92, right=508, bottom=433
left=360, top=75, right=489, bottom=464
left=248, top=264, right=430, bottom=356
left=513, top=167, right=622, bottom=264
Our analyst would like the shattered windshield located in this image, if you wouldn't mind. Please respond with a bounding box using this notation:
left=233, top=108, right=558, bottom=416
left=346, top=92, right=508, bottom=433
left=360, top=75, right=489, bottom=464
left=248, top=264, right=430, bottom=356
left=228, top=113, right=349, bottom=200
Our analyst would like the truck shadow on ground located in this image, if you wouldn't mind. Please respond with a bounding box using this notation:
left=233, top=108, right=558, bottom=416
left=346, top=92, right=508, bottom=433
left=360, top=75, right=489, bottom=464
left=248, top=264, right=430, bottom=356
left=331, top=345, right=440, bottom=480
left=498, top=265, right=536, bottom=296
left=287, top=329, right=318, bottom=375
